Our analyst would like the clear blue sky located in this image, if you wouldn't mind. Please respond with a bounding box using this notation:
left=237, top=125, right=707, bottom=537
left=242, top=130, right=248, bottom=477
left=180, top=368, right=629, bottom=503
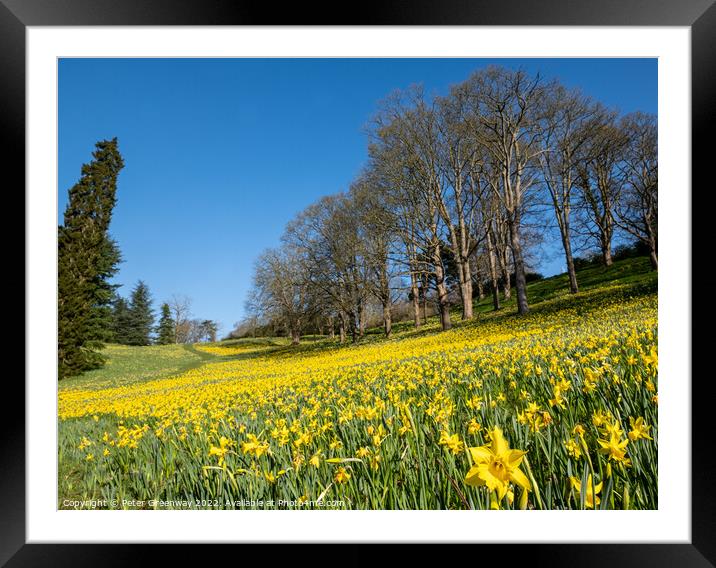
left=58, top=58, right=657, bottom=333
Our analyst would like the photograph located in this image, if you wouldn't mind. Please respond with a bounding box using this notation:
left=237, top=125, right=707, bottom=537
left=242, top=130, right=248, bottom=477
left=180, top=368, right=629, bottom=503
left=56, top=56, right=659, bottom=512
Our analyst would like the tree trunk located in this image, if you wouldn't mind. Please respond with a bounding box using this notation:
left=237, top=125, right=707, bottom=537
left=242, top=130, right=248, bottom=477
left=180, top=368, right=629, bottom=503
left=433, top=245, right=452, bottom=331
left=459, top=279, right=473, bottom=320
left=602, top=246, right=613, bottom=267
left=647, top=221, right=658, bottom=270
left=502, top=269, right=512, bottom=301
left=328, top=315, right=335, bottom=339
left=357, top=300, right=365, bottom=338
left=421, top=273, right=429, bottom=325
left=647, top=231, right=658, bottom=270
left=565, top=247, right=578, bottom=294
left=339, top=313, right=347, bottom=344
left=491, top=283, right=500, bottom=312
left=495, top=223, right=512, bottom=301
left=553, top=200, right=579, bottom=294
left=509, top=221, right=529, bottom=315
left=498, top=247, right=512, bottom=301
left=349, top=311, right=358, bottom=344
left=476, top=273, right=485, bottom=301
left=446, top=220, right=473, bottom=321
left=486, top=230, right=501, bottom=311
left=410, top=271, right=421, bottom=329
left=458, top=258, right=473, bottom=320
left=437, top=286, right=452, bottom=331
left=290, top=327, right=300, bottom=345
left=382, top=301, right=392, bottom=338
left=561, top=229, right=579, bottom=294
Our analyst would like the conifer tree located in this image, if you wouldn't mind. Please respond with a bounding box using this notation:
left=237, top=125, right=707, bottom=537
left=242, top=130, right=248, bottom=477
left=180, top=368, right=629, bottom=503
left=198, top=320, right=218, bottom=343
left=156, top=303, right=175, bottom=345
left=126, top=280, right=155, bottom=346
left=111, top=295, right=133, bottom=344
left=58, top=138, right=124, bottom=379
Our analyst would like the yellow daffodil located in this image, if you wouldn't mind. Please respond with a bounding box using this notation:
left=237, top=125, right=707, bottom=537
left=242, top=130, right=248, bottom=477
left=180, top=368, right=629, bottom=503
left=439, top=431, right=465, bottom=455
left=209, top=436, right=235, bottom=466
left=597, top=431, right=629, bottom=463
left=564, top=438, right=582, bottom=459
left=309, top=451, right=322, bottom=468
left=356, top=446, right=371, bottom=458
left=570, top=475, right=602, bottom=509
left=334, top=467, right=350, bottom=484
left=628, top=417, right=653, bottom=441
left=240, top=433, right=269, bottom=457
left=464, top=428, right=531, bottom=500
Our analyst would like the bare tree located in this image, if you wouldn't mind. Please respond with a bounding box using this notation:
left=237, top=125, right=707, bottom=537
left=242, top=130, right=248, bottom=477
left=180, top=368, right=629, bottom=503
left=371, top=87, right=453, bottom=330
left=368, top=136, right=425, bottom=330
left=539, top=86, right=600, bottom=293
left=615, top=112, right=658, bottom=269
left=575, top=107, right=628, bottom=267
left=238, top=64, right=657, bottom=338
left=229, top=315, right=260, bottom=339
left=351, top=172, right=399, bottom=337
left=250, top=246, right=316, bottom=345
left=469, top=145, right=507, bottom=311
left=283, top=194, right=371, bottom=343
left=479, top=195, right=504, bottom=311
left=463, top=66, right=551, bottom=315
left=181, top=319, right=216, bottom=343
left=168, top=294, right=192, bottom=344
left=435, top=88, right=482, bottom=319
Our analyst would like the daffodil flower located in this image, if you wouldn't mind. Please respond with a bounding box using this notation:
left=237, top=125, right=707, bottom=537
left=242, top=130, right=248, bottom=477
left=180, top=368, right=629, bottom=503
left=465, top=427, right=531, bottom=501
left=628, top=416, right=653, bottom=441
left=597, top=431, right=629, bottom=463
left=570, top=474, right=602, bottom=509
left=439, top=431, right=465, bottom=455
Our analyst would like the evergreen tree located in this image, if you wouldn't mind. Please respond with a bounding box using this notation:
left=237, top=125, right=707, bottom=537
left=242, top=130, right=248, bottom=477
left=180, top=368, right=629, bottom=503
left=88, top=237, right=123, bottom=342
left=156, top=303, right=175, bottom=345
left=199, top=320, right=218, bottom=343
left=126, top=280, right=155, bottom=346
left=58, top=138, right=124, bottom=379
left=111, top=295, right=133, bottom=344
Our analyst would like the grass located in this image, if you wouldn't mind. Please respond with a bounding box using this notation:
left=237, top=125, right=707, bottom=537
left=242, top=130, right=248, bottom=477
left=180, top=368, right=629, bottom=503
left=60, top=343, right=206, bottom=391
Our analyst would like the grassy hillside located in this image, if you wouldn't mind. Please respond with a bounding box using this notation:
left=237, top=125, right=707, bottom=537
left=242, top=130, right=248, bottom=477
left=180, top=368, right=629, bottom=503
left=58, top=256, right=658, bottom=510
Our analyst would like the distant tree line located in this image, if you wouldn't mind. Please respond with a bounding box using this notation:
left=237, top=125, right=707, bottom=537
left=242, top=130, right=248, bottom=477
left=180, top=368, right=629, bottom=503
left=237, top=66, right=657, bottom=345
left=110, top=285, right=218, bottom=346
left=58, top=140, right=218, bottom=379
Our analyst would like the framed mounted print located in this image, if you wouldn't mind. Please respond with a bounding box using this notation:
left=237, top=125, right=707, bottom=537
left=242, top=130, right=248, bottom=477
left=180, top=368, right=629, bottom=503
left=6, top=0, right=714, bottom=564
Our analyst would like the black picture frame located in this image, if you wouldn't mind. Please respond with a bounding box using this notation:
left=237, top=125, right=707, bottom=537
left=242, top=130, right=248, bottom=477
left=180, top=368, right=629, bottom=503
left=7, top=0, right=714, bottom=564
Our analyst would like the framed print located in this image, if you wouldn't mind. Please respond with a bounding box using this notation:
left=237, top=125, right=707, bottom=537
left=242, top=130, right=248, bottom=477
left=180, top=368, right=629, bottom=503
left=6, top=0, right=714, bottom=564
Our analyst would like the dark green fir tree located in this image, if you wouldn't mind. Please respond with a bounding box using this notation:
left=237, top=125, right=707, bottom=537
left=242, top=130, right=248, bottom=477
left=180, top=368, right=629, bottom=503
left=156, top=303, right=175, bottom=345
left=126, top=280, right=155, bottom=346
left=201, top=320, right=218, bottom=343
left=58, top=138, right=124, bottom=379
left=111, top=295, right=133, bottom=344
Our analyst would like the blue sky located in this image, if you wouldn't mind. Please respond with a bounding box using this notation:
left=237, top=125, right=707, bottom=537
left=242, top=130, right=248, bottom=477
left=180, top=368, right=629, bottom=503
left=58, top=58, right=657, bottom=333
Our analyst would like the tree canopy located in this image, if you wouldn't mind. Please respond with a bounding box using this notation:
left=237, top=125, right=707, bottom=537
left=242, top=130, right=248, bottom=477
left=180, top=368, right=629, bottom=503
left=58, top=138, right=124, bottom=379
